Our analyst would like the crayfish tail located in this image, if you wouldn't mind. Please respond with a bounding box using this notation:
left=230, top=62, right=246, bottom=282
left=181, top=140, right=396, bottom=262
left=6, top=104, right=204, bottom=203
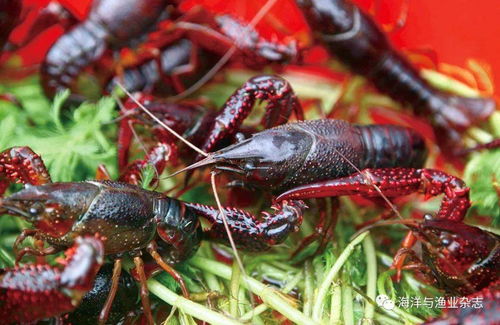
left=431, top=93, right=496, bottom=132
left=429, top=94, right=495, bottom=156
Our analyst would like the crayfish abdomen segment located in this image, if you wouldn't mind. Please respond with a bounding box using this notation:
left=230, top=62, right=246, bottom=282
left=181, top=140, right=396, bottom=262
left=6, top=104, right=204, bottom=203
left=91, top=0, right=168, bottom=42
left=356, top=124, right=427, bottom=169
left=41, top=19, right=108, bottom=97
left=41, top=0, right=169, bottom=98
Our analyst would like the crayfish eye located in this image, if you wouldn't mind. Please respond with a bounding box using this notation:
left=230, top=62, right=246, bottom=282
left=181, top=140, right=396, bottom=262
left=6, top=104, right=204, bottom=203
left=424, top=214, right=434, bottom=221
left=29, top=202, right=45, bottom=216
left=244, top=162, right=255, bottom=171
left=439, top=234, right=453, bottom=247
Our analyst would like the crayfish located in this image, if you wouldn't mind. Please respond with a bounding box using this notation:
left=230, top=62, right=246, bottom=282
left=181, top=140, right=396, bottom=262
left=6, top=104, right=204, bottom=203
left=12, top=0, right=298, bottom=99
left=169, top=118, right=470, bottom=259
left=296, top=0, right=496, bottom=155
left=117, top=74, right=303, bottom=181
left=157, top=109, right=498, bottom=322
left=353, top=215, right=500, bottom=324
left=0, top=1, right=498, bottom=323
left=0, top=146, right=306, bottom=324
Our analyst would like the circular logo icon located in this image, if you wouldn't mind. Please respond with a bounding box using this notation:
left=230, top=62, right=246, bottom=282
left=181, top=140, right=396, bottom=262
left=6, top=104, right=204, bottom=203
left=376, top=294, right=395, bottom=310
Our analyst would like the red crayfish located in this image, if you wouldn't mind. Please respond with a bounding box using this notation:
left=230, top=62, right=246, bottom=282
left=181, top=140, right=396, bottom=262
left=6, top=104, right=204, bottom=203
left=355, top=215, right=500, bottom=324
left=0, top=236, right=104, bottom=324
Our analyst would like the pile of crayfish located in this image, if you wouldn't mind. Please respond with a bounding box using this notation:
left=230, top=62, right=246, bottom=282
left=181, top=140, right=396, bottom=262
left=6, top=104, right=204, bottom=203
left=0, top=0, right=498, bottom=324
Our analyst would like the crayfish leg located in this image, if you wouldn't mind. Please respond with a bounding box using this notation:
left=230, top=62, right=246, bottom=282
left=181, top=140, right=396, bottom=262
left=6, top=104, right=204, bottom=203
left=391, top=231, right=418, bottom=282
left=98, top=259, right=122, bottom=325
left=133, top=256, right=155, bottom=325
left=462, top=138, right=500, bottom=154
left=116, top=96, right=184, bottom=177
left=147, top=241, right=189, bottom=297
left=291, top=198, right=339, bottom=261
left=118, top=142, right=173, bottom=186
left=12, top=229, right=50, bottom=265
left=15, top=245, right=59, bottom=266
left=0, top=146, right=52, bottom=195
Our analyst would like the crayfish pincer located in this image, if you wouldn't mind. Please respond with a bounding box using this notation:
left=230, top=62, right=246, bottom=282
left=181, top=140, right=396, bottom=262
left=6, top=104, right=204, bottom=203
left=373, top=216, right=500, bottom=296
left=0, top=236, right=104, bottom=324
left=358, top=216, right=499, bottom=324
left=0, top=146, right=306, bottom=324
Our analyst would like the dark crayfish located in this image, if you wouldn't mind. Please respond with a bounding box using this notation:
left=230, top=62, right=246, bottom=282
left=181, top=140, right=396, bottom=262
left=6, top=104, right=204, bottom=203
left=0, top=236, right=104, bottom=324
left=60, top=263, right=140, bottom=325
left=118, top=74, right=304, bottom=180
left=39, top=0, right=170, bottom=98
left=171, top=118, right=473, bottom=267
left=296, top=0, right=496, bottom=155
left=33, top=0, right=298, bottom=99
left=0, top=146, right=305, bottom=324
left=177, top=118, right=466, bottom=218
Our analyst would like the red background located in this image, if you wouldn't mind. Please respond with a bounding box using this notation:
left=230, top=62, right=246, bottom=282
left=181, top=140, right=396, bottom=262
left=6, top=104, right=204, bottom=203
left=11, top=0, right=500, bottom=95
